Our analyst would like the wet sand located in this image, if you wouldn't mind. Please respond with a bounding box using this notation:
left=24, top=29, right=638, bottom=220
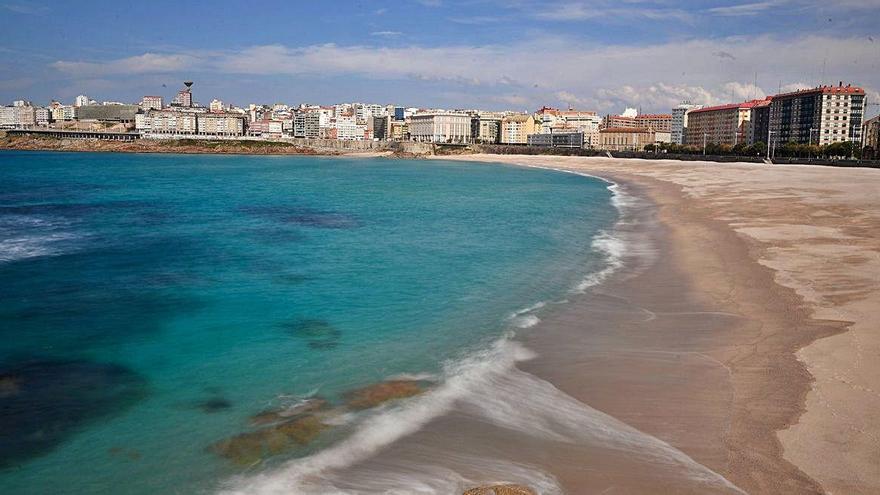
left=432, top=155, right=880, bottom=494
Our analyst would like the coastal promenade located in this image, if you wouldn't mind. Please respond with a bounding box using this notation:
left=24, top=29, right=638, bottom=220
left=435, top=154, right=880, bottom=494
left=5, top=128, right=141, bottom=141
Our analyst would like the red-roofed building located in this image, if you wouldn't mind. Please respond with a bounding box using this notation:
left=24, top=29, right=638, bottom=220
left=684, top=99, right=769, bottom=147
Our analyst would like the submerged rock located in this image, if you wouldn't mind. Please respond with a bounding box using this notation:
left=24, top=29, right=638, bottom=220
left=249, top=398, right=329, bottom=426
left=0, top=359, right=148, bottom=469
left=462, top=485, right=537, bottom=495
left=209, top=415, right=327, bottom=466
left=281, top=318, right=342, bottom=349
left=196, top=397, right=233, bottom=413
left=344, top=380, right=423, bottom=410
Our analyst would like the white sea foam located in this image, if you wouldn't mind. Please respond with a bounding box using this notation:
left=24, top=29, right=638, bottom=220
left=0, top=214, right=80, bottom=264
left=0, top=232, right=79, bottom=264
left=511, top=314, right=540, bottom=328
left=384, top=372, right=438, bottom=382
left=218, top=337, right=539, bottom=495
left=219, top=334, right=743, bottom=494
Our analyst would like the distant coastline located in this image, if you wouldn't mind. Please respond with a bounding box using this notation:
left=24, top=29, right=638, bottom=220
left=0, top=134, right=338, bottom=156
left=4, top=133, right=879, bottom=168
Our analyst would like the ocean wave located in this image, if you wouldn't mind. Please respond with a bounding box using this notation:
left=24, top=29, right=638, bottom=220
left=218, top=332, right=742, bottom=494
left=218, top=337, right=542, bottom=494
left=0, top=213, right=80, bottom=264
left=0, top=232, right=80, bottom=264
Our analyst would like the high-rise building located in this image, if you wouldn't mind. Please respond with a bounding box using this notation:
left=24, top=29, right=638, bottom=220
left=768, top=83, right=865, bottom=146
left=747, top=98, right=772, bottom=145
left=171, top=82, right=194, bottom=108
left=293, top=111, right=321, bottom=139
left=671, top=103, right=702, bottom=144
left=74, top=95, right=91, bottom=107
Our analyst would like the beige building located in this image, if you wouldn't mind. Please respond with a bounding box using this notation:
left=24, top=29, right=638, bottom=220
left=197, top=112, right=245, bottom=136
left=409, top=113, right=471, bottom=143
left=685, top=100, right=766, bottom=146
left=635, top=114, right=672, bottom=132
left=143, top=110, right=198, bottom=135
left=500, top=114, right=537, bottom=144
left=599, top=127, right=656, bottom=151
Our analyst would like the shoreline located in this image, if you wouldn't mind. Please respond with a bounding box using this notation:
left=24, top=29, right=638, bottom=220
left=433, top=154, right=880, bottom=494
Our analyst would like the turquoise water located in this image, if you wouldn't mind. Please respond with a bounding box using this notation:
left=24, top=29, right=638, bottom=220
left=0, top=151, right=616, bottom=494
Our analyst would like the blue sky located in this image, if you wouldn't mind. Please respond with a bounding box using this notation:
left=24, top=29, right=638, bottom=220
left=1, top=0, right=879, bottom=114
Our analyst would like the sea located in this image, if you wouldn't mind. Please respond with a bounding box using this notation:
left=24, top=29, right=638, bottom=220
left=0, top=151, right=622, bottom=494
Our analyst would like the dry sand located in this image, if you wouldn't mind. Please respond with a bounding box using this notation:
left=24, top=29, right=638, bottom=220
left=432, top=154, right=880, bottom=494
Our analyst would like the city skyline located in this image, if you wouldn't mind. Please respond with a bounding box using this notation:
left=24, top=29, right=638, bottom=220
left=1, top=1, right=880, bottom=115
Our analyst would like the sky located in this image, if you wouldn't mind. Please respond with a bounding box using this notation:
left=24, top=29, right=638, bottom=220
left=1, top=0, right=879, bottom=115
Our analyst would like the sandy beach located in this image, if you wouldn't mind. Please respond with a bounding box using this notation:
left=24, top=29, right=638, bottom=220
left=429, top=154, right=880, bottom=494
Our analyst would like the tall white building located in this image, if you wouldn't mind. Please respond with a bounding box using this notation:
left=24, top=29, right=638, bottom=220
left=75, top=95, right=91, bottom=107
left=210, top=99, right=225, bottom=112
left=671, top=102, right=703, bottom=145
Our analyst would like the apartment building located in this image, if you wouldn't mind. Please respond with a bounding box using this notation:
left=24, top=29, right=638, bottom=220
left=635, top=114, right=672, bottom=132
left=142, top=110, right=198, bottom=135
left=862, top=115, right=879, bottom=157
left=500, top=114, right=537, bottom=144
left=671, top=103, right=703, bottom=144
left=293, top=111, right=321, bottom=138
left=768, top=83, right=865, bottom=146
left=471, top=113, right=504, bottom=144
left=685, top=99, right=767, bottom=146
left=141, top=96, right=164, bottom=111
left=747, top=98, right=772, bottom=145
left=197, top=112, right=246, bottom=136
left=559, top=110, right=601, bottom=148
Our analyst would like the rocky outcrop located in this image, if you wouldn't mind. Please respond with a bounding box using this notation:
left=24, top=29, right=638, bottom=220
left=344, top=380, right=423, bottom=410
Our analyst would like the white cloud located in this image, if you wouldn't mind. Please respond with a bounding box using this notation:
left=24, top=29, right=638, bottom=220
left=370, top=31, right=402, bottom=37
left=48, top=35, right=880, bottom=112
left=1, top=2, right=49, bottom=15
left=51, top=53, right=195, bottom=76
left=708, top=1, right=785, bottom=16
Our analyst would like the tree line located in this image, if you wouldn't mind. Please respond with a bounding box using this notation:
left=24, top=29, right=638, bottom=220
left=644, top=141, right=862, bottom=159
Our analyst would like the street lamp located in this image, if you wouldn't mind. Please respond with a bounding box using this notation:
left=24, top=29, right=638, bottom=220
left=809, top=127, right=818, bottom=160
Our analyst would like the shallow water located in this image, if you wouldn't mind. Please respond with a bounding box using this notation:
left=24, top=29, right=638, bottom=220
left=0, top=151, right=617, bottom=494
